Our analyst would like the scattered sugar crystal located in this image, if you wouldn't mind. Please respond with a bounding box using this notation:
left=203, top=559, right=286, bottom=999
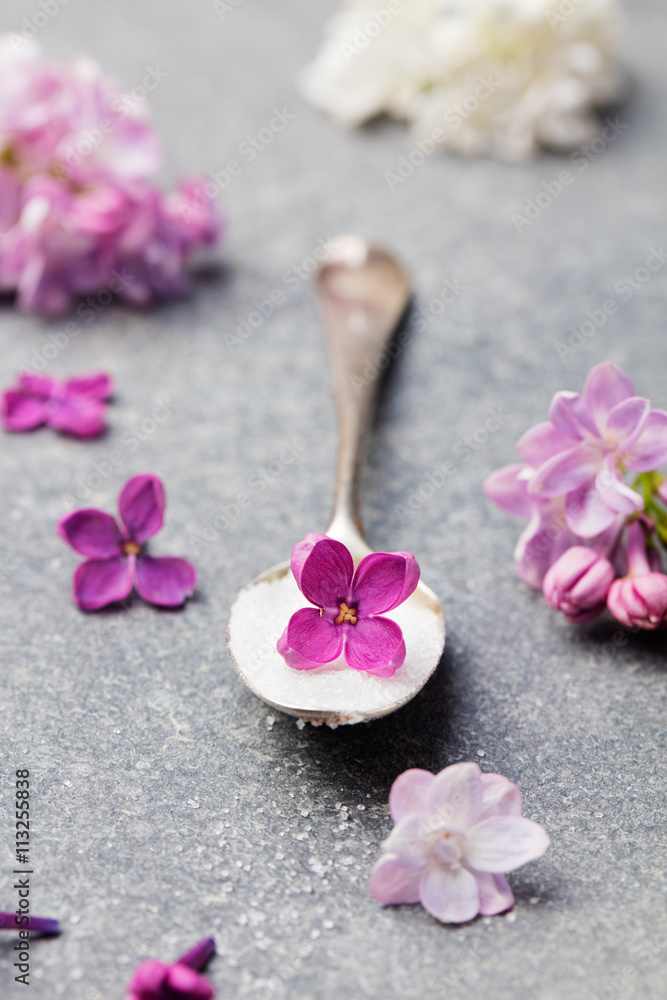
left=228, top=569, right=444, bottom=724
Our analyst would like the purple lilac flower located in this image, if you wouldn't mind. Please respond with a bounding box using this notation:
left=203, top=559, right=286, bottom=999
left=57, top=474, right=196, bottom=611
left=0, top=35, right=221, bottom=315
left=542, top=546, right=615, bottom=624
left=1, top=370, right=111, bottom=437
left=607, top=520, right=667, bottom=630
left=125, top=938, right=215, bottom=1000
left=277, top=533, right=419, bottom=677
left=370, top=763, right=549, bottom=924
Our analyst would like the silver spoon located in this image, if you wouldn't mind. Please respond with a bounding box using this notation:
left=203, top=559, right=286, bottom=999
left=227, top=235, right=445, bottom=726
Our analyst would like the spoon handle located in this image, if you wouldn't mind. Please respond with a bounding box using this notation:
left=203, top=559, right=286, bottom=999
left=316, top=237, right=411, bottom=553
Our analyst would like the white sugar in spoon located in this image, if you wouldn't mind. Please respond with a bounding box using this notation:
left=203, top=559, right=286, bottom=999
left=227, top=236, right=445, bottom=726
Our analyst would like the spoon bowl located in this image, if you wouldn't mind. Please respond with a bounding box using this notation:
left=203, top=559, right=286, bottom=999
left=227, top=236, right=445, bottom=726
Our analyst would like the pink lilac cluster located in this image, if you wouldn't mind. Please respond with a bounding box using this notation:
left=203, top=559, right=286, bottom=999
left=58, top=473, right=196, bottom=611
left=125, top=938, right=215, bottom=1000
left=485, top=362, right=667, bottom=629
left=277, top=533, right=419, bottom=676
left=1, top=370, right=111, bottom=437
left=0, top=36, right=220, bottom=315
left=370, top=763, right=549, bottom=924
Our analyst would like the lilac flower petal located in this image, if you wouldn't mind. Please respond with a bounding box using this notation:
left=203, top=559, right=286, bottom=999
left=290, top=532, right=330, bottom=592
left=479, top=774, right=522, bottom=818
left=276, top=627, right=326, bottom=670
left=466, top=816, right=550, bottom=873
left=343, top=614, right=405, bottom=676
left=427, top=762, right=482, bottom=828
left=352, top=551, right=419, bottom=614
left=65, top=372, right=113, bottom=399
left=1, top=389, right=49, bottom=430
left=166, top=963, right=215, bottom=999
left=530, top=445, right=599, bottom=498
left=583, top=361, right=635, bottom=432
left=419, top=863, right=480, bottom=924
left=389, top=769, right=435, bottom=823
left=118, top=473, right=165, bottom=543
left=369, top=854, right=423, bottom=906
left=625, top=409, right=667, bottom=471
left=594, top=464, right=643, bottom=516
left=57, top=509, right=123, bottom=558
left=285, top=607, right=344, bottom=664
left=134, top=556, right=196, bottom=607
left=608, top=575, right=667, bottom=630
left=296, top=535, right=354, bottom=609
left=48, top=396, right=106, bottom=438
left=483, top=465, right=533, bottom=519
left=73, top=556, right=133, bottom=611
left=514, top=503, right=574, bottom=590
left=517, top=422, right=574, bottom=468
left=18, top=374, right=55, bottom=396
left=474, top=871, right=515, bottom=916
left=126, top=958, right=167, bottom=993
left=383, top=814, right=431, bottom=864
left=603, top=396, right=649, bottom=447
left=564, top=481, right=618, bottom=539
left=548, top=391, right=598, bottom=441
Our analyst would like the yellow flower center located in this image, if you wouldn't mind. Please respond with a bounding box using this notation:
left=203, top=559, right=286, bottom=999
left=123, top=541, right=141, bottom=556
left=334, top=602, right=357, bottom=625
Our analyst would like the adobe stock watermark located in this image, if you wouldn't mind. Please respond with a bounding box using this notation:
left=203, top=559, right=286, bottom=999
left=338, top=1, right=403, bottom=62
left=188, top=437, right=304, bottom=554
left=555, top=246, right=667, bottom=362
left=179, top=107, right=296, bottom=223
left=59, top=396, right=177, bottom=511
left=546, top=0, right=589, bottom=29
left=223, top=236, right=339, bottom=354
left=395, top=405, right=511, bottom=523
left=212, top=0, right=244, bottom=18
left=511, top=117, right=628, bottom=232
left=385, top=75, right=501, bottom=191
left=17, top=269, right=135, bottom=375
left=349, top=272, right=469, bottom=393
left=8, top=0, right=71, bottom=50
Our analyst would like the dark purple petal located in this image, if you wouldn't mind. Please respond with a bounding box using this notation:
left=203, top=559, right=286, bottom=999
left=352, top=551, right=419, bottom=614
left=483, top=465, right=533, bottom=519
left=73, top=556, right=133, bottom=611
left=343, top=615, right=405, bottom=676
left=517, top=421, right=575, bottom=467
left=47, top=396, right=106, bottom=438
left=290, top=532, right=329, bottom=592
left=369, top=854, right=423, bottom=906
left=276, top=626, right=328, bottom=670
left=1, top=389, right=49, bottom=431
left=17, top=374, right=56, bottom=398
left=284, top=607, right=344, bottom=664
left=134, top=556, right=196, bottom=607
left=548, top=391, right=598, bottom=440
left=165, top=963, right=215, bottom=1000
left=624, top=409, right=667, bottom=471
left=119, top=474, right=165, bottom=543
left=65, top=372, right=113, bottom=399
left=58, top=509, right=124, bottom=558
left=126, top=958, right=168, bottom=996
left=583, top=361, right=635, bottom=433
left=296, top=535, right=354, bottom=609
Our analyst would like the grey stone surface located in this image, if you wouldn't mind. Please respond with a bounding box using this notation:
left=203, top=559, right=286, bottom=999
left=1, top=1, right=667, bottom=997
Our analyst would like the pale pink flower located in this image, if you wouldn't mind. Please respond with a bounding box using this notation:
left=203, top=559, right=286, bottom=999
left=370, top=763, right=549, bottom=924
left=543, top=546, right=615, bottom=623
left=607, top=520, right=667, bottom=630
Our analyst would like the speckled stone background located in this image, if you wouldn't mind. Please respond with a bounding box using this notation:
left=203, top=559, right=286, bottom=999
left=1, top=1, right=666, bottom=998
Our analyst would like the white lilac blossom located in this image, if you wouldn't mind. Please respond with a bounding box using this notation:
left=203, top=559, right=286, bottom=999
left=300, top=0, right=622, bottom=161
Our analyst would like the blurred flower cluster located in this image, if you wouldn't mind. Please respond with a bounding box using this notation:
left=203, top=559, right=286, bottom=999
left=0, top=36, right=221, bottom=315
left=485, top=363, right=667, bottom=630
left=300, top=0, right=622, bottom=161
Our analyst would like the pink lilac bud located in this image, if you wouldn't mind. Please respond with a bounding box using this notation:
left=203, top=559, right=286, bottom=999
left=607, top=521, right=667, bottom=630
left=542, top=546, right=615, bottom=623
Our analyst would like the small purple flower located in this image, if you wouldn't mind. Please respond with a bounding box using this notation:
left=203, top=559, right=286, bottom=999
left=1, top=371, right=112, bottom=438
left=58, top=474, right=196, bottom=611
left=277, top=533, right=419, bottom=677
left=543, top=546, right=615, bottom=623
left=125, top=938, right=215, bottom=1000
left=370, top=763, right=549, bottom=924
left=607, top=520, right=667, bottom=630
